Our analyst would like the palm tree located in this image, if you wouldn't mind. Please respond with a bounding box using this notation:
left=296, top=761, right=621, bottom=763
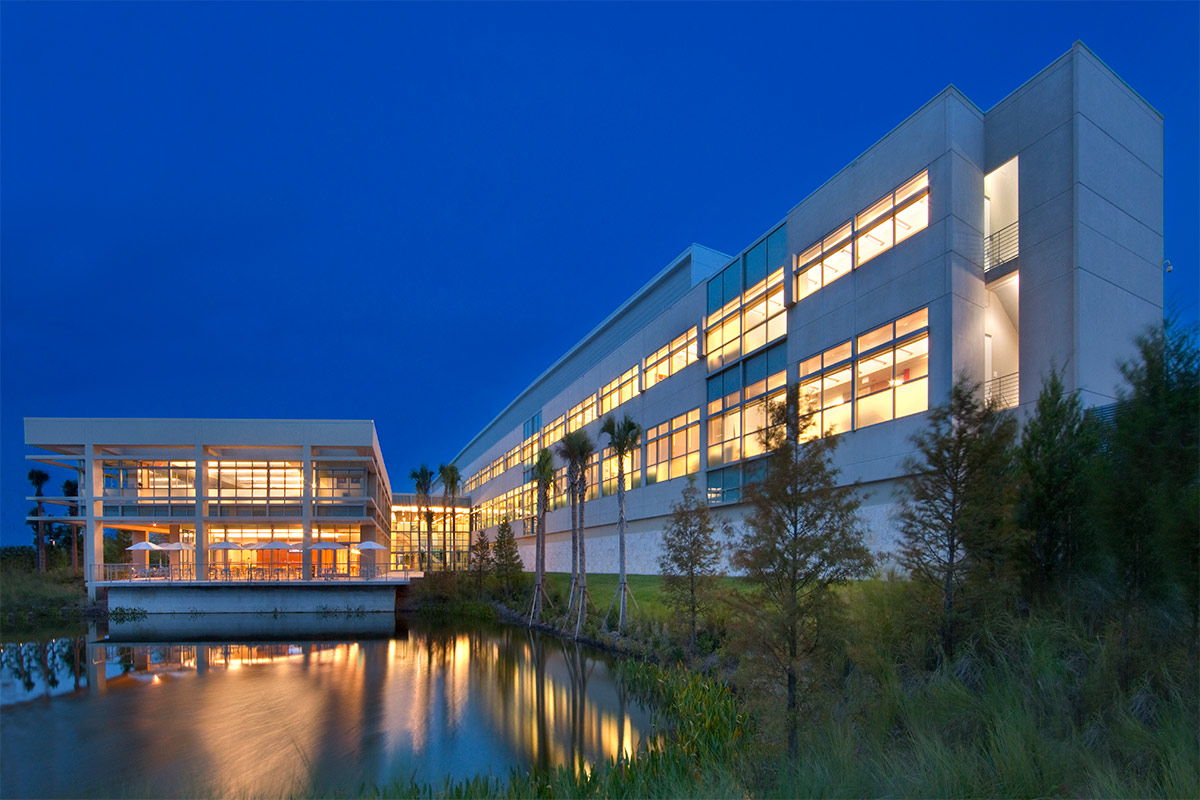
left=409, top=464, right=435, bottom=572
left=438, top=464, right=461, bottom=571
left=556, top=430, right=588, bottom=613
left=572, top=432, right=596, bottom=638
left=63, top=479, right=79, bottom=574
left=28, top=469, right=50, bottom=572
left=528, top=448, right=555, bottom=623
left=601, top=413, right=642, bottom=633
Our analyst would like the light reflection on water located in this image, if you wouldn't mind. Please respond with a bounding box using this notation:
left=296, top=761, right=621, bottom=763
left=0, top=617, right=658, bottom=798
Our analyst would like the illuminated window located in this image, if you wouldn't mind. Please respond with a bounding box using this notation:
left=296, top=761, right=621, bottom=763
left=104, top=460, right=197, bottom=500
left=314, top=466, right=365, bottom=498
left=796, top=223, right=853, bottom=301
left=645, top=408, right=701, bottom=485
left=209, top=461, right=305, bottom=501
left=601, top=446, right=641, bottom=496
left=567, top=394, right=597, bottom=433
left=583, top=452, right=600, bottom=501
left=543, top=415, right=565, bottom=448
left=795, top=170, right=930, bottom=297
left=644, top=328, right=698, bottom=390
left=708, top=341, right=785, bottom=416
left=799, top=340, right=854, bottom=439
left=798, top=308, right=929, bottom=436
left=600, top=365, right=639, bottom=415
left=706, top=277, right=787, bottom=372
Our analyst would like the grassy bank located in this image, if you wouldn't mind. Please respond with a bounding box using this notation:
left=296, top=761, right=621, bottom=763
left=0, top=568, right=88, bottom=633
left=398, top=570, right=1197, bottom=798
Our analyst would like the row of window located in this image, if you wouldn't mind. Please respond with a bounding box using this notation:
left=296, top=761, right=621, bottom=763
left=463, top=324, right=701, bottom=495
left=463, top=169, right=932, bottom=501
left=796, top=171, right=929, bottom=302
left=101, top=461, right=374, bottom=499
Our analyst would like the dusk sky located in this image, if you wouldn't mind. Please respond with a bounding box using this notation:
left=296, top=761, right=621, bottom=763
left=2, top=2, right=1196, bottom=546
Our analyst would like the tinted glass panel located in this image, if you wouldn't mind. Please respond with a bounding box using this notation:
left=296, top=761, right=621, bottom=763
left=722, top=264, right=740, bottom=303
left=707, top=277, right=723, bottom=314
left=766, top=226, right=788, bottom=270
left=745, top=242, right=767, bottom=288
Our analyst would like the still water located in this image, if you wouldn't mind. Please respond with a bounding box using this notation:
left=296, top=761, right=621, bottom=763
left=0, top=615, right=659, bottom=798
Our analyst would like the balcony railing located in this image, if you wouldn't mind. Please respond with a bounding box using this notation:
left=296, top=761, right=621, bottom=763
left=92, top=564, right=408, bottom=584
left=984, top=220, right=1019, bottom=272
left=985, top=371, right=1020, bottom=409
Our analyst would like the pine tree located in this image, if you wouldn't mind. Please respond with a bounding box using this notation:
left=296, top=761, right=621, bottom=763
left=469, top=527, right=493, bottom=598
left=492, top=518, right=523, bottom=597
left=731, top=385, right=873, bottom=760
left=1093, top=317, right=1199, bottom=631
left=896, top=374, right=1019, bottom=657
left=659, top=475, right=725, bottom=653
left=1017, top=368, right=1097, bottom=597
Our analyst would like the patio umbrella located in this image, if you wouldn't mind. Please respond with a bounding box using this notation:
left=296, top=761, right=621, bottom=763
left=356, top=541, right=387, bottom=550
left=126, top=541, right=164, bottom=551
left=159, top=542, right=192, bottom=551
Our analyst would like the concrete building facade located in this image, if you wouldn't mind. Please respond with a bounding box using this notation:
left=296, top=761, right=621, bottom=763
left=450, top=43, right=1164, bottom=573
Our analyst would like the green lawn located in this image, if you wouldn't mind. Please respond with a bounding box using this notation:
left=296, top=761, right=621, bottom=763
left=541, top=572, right=750, bottom=626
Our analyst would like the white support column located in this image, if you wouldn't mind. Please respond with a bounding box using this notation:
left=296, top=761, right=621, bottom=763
left=302, top=444, right=313, bottom=580
left=195, top=444, right=208, bottom=581
left=83, top=444, right=105, bottom=600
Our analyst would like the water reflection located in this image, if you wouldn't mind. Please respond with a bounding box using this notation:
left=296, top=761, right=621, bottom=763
left=0, top=620, right=657, bottom=798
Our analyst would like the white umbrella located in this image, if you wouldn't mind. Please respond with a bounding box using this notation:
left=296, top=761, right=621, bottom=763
left=355, top=541, right=388, bottom=551
left=259, top=541, right=297, bottom=550
left=208, top=542, right=244, bottom=550
left=159, top=542, right=192, bottom=551
left=126, top=541, right=164, bottom=551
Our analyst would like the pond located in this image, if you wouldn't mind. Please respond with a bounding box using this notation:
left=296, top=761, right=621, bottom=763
left=0, top=614, right=660, bottom=798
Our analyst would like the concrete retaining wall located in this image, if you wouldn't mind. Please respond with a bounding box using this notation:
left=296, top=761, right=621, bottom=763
left=107, top=584, right=400, bottom=614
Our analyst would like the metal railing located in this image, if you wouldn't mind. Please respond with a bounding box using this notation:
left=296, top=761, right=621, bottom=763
left=984, top=220, right=1019, bottom=271
left=985, top=371, right=1020, bottom=409
left=92, top=564, right=409, bottom=584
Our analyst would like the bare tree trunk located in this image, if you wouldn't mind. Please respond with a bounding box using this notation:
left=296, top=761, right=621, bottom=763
left=442, top=490, right=449, bottom=572
left=574, top=477, right=588, bottom=638
left=36, top=501, right=46, bottom=573
left=617, top=463, right=627, bottom=632
left=567, top=467, right=579, bottom=614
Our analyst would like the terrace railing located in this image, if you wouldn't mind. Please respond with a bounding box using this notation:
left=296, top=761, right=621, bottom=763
left=985, top=371, right=1020, bottom=410
left=984, top=221, right=1019, bottom=272
left=92, top=563, right=408, bottom=583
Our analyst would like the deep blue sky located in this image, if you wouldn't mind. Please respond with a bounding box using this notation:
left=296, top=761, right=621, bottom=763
left=2, top=2, right=1197, bottom=545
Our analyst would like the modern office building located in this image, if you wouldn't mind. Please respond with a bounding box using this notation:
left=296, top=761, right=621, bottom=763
left=25, top=44, right=1165, bottom=586
left=24, top=418, right=395, bottom=597
left=449, top=42, right=1164, bottom=572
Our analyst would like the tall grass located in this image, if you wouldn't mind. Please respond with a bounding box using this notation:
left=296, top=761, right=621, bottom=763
left=765, top=583, right=1200, bottom=799
left=0, top=567, right=86, bottom=632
